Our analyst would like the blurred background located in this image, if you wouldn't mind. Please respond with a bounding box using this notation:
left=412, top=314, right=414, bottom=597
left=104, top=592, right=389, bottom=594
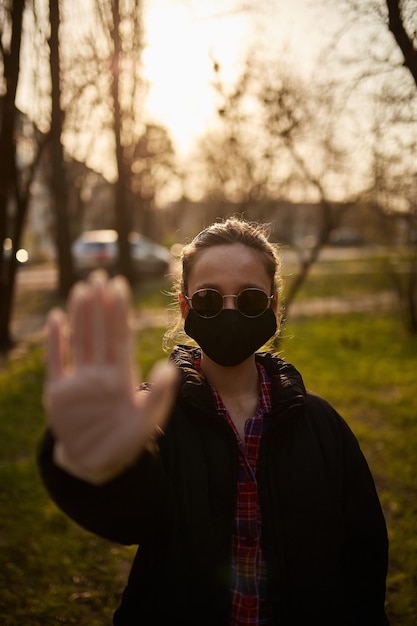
left=1, top=0, right=416, bottom=350
left=1, top=3, right=417, bottom=624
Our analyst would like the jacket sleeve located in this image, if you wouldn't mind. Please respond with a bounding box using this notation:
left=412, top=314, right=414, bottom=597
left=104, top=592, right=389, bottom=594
left=38, top=429, right=172, bottom=545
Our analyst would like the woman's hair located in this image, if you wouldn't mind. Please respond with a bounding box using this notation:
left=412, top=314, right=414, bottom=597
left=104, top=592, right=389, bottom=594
left=163, top=216, right=284, bottom=351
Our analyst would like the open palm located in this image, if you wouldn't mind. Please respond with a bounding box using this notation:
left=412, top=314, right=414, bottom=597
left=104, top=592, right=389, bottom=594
left=44, top=272, right=178, bottom=485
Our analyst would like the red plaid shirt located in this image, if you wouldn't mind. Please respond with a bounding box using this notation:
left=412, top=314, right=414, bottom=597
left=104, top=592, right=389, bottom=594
left=195, top=359, right=273, bottom=626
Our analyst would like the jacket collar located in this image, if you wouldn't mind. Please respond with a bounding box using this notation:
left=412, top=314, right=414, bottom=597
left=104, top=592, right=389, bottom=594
left=169, top=345, right=306, bottom=414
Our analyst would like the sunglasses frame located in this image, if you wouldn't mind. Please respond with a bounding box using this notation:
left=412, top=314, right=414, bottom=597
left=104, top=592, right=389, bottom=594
left=185, top=288, right=274, bottom=319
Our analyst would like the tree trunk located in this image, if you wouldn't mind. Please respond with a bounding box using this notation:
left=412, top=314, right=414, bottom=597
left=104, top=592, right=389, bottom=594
left=111, top=0, right=134, bottom=284
left=387, top=0, right=417, bottom=88
left=0, top=0, right=25, bottom=351
left=48, top=0, right=74, bottom=297
left=1, top=154, right=32, bottom=350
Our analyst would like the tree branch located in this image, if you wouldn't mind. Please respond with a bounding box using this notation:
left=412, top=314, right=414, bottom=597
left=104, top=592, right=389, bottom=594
left=387, top=0, right=417, bottom=87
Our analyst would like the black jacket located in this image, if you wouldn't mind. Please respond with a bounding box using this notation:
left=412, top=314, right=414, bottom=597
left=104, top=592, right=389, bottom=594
left=38, top=347, right=389, bottom=626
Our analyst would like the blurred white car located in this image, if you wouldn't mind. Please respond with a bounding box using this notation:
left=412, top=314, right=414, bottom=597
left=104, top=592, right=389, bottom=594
left=72, top=229, right=171, bottom=279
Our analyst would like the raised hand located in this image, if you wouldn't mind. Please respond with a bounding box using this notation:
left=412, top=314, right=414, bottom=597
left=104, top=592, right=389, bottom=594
left=43, top=271, right=178, bottom=485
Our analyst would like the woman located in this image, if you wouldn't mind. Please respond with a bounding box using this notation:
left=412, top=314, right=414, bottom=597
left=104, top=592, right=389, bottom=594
left=39, top=217, right=389, bottom=625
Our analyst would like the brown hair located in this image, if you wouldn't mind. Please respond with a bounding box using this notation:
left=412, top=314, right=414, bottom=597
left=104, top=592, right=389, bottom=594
left=163, top=216, right=284, bottom=351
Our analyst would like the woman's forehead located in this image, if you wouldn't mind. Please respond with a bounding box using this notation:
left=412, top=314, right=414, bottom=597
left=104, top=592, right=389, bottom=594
left=188, top=243, right=270, bottom=288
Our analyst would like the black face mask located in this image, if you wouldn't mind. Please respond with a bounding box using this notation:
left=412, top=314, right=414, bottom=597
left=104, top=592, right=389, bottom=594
left=184, top=308, right=277, bottom=367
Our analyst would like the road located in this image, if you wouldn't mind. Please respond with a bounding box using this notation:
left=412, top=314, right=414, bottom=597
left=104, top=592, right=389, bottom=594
left=15, top=244, right=387, bottom=290
left=15, top=263, right=57, bottom=291
left=9, top=248, right=397, bottom=355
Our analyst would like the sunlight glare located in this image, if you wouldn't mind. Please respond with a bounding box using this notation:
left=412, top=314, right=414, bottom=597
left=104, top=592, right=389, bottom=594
left=143, top=3, right=255, bottom=156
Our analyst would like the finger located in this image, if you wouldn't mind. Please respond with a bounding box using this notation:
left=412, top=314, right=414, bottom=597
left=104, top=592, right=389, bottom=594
left=107, top=275, right=132, bottom=362
left=45, top=308, right=67, bottom=384
left=106, top=275, right=140, bottom=392
left=140, top=361, right=179, bottom=432
left=89, top=271, right=108, bottom=365
left=68, top=282, right=90, bottom=367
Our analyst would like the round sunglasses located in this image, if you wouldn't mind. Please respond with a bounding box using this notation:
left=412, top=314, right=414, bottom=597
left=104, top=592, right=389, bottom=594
left=185, top=288, right=274, bottom=319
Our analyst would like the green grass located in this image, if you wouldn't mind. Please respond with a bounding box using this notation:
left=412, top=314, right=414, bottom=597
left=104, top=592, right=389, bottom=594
left=282, top=256, right=398, bottom=301
left=1, top=260, right=416, bottom=624
left=132, top=275, right=174, bottom=310
left=286, top=269, right=394, bottom=300
left=0, top=350, right=136, bottom=625
left=1, top=313, right=416, bottom=624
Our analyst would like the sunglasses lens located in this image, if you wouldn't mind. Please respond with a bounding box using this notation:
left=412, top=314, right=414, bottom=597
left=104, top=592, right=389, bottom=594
left=237, top=289, right=269, bottom=317
left=191, top=289, right=223, bottom=318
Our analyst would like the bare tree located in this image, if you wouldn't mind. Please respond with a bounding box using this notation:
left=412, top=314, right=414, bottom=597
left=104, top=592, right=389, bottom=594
left=0, top=0, right=25, bottom=349
left=326, top=0, right=417, bottom=332
left=193, top=54, right=351, bottom=314
left=193, top=58, right=278, bottom=209
left=48, top=0, right=73, bottom=297
left=366, top=93, right=417, bottom=332
left=61, top=0, right=152, bottom=284
left=387, top=0, right=417, bottom=86
left=109, top=0, right=134, bottom=282
left=255, top=63, right=351, bottom=312
left=126, top=123, right=178, bottom=237
left=0, top=0, right=40, bottom=351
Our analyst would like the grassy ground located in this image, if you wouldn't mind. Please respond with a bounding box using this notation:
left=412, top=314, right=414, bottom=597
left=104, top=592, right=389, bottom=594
left=1, top=258, right=416, bottom=624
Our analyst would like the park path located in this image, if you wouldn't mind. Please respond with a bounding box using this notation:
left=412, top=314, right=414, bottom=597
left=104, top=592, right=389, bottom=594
left=5, top=254, right=398, bottom=359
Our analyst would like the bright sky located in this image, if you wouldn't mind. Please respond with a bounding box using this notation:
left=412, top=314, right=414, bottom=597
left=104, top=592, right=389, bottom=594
left=15, top=0, right=345, bottom=181
left=142, top=0, right=338, bottom=157
left=15, top=1, right=416, bottom=209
